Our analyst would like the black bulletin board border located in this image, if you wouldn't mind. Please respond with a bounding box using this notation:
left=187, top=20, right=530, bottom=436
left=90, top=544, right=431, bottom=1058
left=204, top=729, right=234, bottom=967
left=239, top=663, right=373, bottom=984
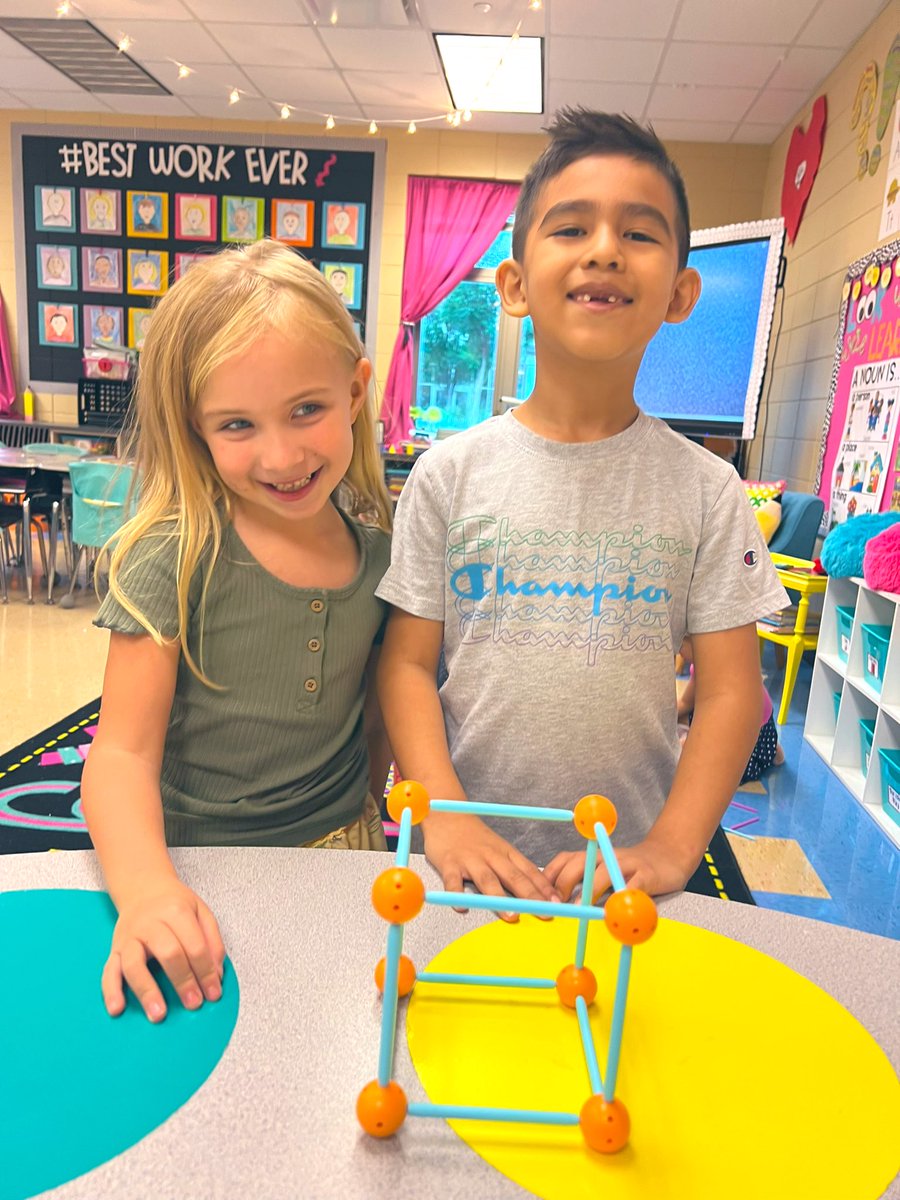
left=12, top=124, right=386, bottom=393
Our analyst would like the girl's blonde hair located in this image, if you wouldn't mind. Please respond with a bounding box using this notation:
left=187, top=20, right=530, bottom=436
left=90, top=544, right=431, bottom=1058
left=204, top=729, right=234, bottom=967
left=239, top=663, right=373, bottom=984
left=107, top=238, right=391, bottom=681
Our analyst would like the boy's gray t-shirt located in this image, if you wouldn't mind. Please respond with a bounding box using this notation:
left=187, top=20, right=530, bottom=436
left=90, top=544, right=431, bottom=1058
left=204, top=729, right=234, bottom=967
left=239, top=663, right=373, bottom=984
left=376, top=410, right=788, bottom=863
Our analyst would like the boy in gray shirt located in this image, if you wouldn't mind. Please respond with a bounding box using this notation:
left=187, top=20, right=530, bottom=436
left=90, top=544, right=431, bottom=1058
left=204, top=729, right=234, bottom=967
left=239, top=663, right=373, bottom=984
left=376, top=109, right=788, bottom=913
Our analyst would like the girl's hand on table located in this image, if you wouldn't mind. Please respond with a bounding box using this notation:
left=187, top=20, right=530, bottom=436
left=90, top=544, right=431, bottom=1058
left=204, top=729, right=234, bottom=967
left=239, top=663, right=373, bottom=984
left=102, top=876, right=226, bottom=1022
left=543, top=837, right=695, bottom=903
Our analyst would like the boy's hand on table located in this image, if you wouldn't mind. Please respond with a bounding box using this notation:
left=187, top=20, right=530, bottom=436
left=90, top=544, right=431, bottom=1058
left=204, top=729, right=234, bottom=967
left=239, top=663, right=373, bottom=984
left=422, top=812, right=563, bottom=923
left=102, top=875, right=226, bottom=1022
left=544, top=837, right=695, bottom=902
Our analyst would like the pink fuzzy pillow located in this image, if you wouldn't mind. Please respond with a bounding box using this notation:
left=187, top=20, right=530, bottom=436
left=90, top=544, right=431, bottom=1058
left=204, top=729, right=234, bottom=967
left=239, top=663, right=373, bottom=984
left=863, top=523, right=900, bottom=593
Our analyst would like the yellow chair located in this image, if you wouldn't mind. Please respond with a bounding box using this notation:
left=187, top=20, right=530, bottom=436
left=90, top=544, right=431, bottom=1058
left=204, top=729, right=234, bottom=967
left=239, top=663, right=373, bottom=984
left=757, top=552, right=828, bottom=724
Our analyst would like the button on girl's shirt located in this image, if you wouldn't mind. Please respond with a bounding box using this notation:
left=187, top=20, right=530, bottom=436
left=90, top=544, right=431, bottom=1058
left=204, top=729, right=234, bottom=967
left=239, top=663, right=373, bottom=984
left=310, top=599, right=325, bottom=613
left=304, top=678, right=318, bottom=693
left=308, top=638, right=321, bottom=652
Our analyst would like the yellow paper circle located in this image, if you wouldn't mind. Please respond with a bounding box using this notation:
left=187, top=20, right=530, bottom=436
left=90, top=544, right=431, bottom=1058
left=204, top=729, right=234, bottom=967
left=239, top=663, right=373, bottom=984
left=407, top=916, right=900, bottom=1200
left=842, top=280, right=851, bottom=302
left=881, top=265, right=892, bottom=289
left=853, top=278, right=863, bottom=299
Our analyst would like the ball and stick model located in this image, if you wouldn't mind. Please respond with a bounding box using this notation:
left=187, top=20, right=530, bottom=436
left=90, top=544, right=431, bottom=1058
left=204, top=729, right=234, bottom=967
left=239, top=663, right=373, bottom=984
left=356, top=783, right=657, bottom=1153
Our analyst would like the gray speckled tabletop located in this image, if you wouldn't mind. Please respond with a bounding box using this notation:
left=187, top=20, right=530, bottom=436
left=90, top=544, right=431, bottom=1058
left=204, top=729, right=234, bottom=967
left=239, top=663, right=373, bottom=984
left=3, top=848, right=899, bottom=1200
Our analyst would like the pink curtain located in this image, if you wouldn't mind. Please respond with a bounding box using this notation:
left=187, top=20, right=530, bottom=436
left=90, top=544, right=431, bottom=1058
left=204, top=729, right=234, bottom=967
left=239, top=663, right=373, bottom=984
left=381, top=176, right=520, bottom=445
left=0, top=288, right=16, bottom=415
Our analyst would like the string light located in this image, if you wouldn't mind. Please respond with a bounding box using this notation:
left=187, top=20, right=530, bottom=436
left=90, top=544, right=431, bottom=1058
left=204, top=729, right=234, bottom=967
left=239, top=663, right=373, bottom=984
left=55, top=1, right=72, bottom=15
left=88, top=0, right=540, bottom=131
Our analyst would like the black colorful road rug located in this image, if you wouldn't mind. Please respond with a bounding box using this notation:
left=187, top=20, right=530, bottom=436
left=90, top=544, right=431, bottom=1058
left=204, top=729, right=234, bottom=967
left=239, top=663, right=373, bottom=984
left=0, top=703, right=755, bottom=904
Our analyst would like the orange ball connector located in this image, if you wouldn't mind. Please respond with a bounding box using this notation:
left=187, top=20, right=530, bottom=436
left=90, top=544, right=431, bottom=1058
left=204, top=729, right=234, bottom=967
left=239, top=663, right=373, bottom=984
left=604, top=888, right=658, bottom=945
left=555, top=964, right=598, bottom=1009
left=371, top=867, right=426, bottom=923
left=386, top=779, right=430, bottom=824
left=579, top=1094, right=630, bottom=1153
left=374, top=954, right=417, bottom=996
left=573, top=794, right=618, bottom=839
left=356, top=1080, right=408, bottom=1137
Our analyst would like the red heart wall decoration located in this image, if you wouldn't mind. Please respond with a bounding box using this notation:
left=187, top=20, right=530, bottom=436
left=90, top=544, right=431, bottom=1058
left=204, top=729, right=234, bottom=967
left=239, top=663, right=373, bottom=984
left=781, top=94, right=827, bottom=244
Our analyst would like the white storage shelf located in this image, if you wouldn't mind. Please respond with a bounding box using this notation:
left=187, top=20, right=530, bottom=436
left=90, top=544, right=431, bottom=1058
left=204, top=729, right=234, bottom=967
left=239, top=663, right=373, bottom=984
left=805, top=576, right=900, bottom=848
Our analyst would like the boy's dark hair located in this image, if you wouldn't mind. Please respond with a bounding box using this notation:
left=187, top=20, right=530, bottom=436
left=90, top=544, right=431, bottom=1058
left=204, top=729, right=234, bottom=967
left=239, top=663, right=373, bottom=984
left=512, top=108, right=691, bottom=269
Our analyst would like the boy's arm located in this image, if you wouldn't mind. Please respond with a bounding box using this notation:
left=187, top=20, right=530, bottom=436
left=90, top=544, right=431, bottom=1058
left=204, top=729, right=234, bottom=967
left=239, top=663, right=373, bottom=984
left=545, top=623, right=762, bottom=899
left=81, top=632, right=224, bottom=1020
left=377, top=607, right=560, bottom=918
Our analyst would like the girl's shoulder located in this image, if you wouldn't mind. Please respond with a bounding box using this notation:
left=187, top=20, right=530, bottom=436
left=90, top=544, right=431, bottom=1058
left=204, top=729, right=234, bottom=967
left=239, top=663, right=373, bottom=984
left=351, top=517, right=391, bottom=574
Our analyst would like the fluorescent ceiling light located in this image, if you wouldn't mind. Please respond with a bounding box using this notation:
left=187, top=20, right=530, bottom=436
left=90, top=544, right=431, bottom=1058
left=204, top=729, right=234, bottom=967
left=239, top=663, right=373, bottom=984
left=434, top=33, right=543, bottom=114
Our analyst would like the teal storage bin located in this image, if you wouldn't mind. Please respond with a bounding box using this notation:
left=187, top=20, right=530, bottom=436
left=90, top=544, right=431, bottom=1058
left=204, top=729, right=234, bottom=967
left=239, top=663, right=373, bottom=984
left=859, top=718, right=876, bottom=777
left=861, top=624, right=891, bottom=692
left=877, top=747, right=900, bottom=828
left=835, top=605, right=855, bottom=662
left=832, top=691, right=842, bottom=721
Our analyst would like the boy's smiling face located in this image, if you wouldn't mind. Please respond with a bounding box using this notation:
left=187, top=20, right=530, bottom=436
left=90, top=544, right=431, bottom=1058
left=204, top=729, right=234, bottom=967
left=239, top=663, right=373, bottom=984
left=497, top=154, right=700, bottom=374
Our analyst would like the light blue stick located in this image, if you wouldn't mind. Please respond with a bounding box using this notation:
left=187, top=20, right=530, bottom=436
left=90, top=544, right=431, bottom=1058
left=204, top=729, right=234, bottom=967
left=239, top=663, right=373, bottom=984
left=417, top=971, right=555, bottom=989
left=396, top=805, right=412, bottom=867
left=425, top=890, right=605, bottom=921
left=604, top=945, right=632, bottom=1099
left=376, top=922, right=404, bottom=1087
left=594, top=822, right=626, bottom=892
left=408, top=1102, right=580, bottom=1126
left=575, top=994, right=603, bottom=1094
left=431, top=799, right=573, bottom=822
left=575, top=836, right=599, bottom=969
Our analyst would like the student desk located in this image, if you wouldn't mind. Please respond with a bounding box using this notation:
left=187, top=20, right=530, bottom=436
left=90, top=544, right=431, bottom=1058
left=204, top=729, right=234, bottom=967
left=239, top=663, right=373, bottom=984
left=5, top=849, right=899, bottom=1200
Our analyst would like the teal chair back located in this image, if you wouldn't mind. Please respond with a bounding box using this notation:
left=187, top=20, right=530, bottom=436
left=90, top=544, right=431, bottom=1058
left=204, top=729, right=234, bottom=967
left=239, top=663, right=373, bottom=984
left=68, top=461, right=137, bottom=548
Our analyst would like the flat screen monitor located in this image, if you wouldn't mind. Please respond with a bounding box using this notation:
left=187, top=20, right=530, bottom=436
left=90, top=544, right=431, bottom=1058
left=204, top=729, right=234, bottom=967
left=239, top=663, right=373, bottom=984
left=634, top=217, right=785, bottom=440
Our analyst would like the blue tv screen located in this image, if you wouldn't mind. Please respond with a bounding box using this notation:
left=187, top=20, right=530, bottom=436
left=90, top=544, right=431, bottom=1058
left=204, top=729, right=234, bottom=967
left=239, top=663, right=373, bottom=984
left=635, top=219, right=785, bottom=439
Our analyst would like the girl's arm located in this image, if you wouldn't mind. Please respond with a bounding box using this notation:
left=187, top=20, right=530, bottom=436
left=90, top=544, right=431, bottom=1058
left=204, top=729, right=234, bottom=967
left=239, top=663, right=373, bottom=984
left=377, top=607, right=560, bottom=918
left=363, top=645, right=392, bottom=803
left=81, top=631, right=225, bottom=1022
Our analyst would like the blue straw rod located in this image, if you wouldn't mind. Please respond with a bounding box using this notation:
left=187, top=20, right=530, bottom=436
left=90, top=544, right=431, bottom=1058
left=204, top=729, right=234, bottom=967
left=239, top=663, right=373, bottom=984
left=575, top=836, right=599, bottom=969
left=425, top=890, right=605, bottom=921
left=396, top=805, right=412, bottom=868
left=575, top=995, right=603, bottom=1094
left=408, top=1102, right=580, bottom=1126
left=376, top=922, right=404, bottom=1087
left=604, top=945, right=632, bottom=1100
left=417, top=971, right=556, bottom=989
left=594, top=823, right=626, bottom=893
left=430, top=799, right=573, bottom=823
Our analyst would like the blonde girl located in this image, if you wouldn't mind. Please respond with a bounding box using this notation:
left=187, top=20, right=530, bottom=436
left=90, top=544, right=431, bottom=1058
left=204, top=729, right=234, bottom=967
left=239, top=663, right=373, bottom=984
left=82, top=239, right=392, bottom=1024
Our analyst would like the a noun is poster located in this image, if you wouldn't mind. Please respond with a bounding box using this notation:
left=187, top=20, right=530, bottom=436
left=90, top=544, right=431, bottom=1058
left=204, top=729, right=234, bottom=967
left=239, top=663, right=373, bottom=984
left=815, top=235, right=900, bottom=528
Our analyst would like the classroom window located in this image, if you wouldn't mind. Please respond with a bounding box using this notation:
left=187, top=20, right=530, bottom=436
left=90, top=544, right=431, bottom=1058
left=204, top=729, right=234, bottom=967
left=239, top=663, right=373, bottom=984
left=413, top=217, right=528, bottom=437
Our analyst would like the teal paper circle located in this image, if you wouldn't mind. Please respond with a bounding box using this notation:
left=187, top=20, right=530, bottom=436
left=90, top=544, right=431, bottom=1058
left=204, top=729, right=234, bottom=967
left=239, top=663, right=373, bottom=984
left=0, top=889, right=240, bottom=1200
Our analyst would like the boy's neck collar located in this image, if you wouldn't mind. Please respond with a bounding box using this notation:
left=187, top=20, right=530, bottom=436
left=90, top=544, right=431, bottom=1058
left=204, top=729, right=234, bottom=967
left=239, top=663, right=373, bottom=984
left=512, top=395, right=640, bottom=444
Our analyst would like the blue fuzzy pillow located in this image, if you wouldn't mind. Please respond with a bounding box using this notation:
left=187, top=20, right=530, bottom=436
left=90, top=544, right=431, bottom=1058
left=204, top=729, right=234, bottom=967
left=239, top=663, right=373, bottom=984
left=821, top=512, right=900, bottom=578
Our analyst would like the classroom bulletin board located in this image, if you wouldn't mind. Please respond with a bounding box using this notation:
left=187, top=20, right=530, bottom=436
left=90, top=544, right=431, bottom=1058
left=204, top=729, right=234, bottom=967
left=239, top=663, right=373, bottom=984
left=815, top=233, right=900, bottom=528
left=11, top=125, right=385, bottom=390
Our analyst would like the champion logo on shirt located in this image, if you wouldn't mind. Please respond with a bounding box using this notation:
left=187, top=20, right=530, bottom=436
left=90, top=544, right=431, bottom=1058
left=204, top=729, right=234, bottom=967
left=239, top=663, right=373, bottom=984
left=743, top=549, right=759, bottom=567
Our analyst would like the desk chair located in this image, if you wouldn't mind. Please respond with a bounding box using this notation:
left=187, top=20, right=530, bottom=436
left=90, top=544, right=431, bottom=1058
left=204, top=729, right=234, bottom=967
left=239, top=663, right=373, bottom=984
left=0, top=468, right=68, bottom=604
left=58, top=460, right=136, bottom=608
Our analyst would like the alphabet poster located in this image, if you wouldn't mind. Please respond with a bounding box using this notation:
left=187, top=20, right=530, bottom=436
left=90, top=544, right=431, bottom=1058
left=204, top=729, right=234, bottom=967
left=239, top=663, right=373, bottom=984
left=13, top=126, right=381, bottom=387
left=815, top=235, right=900, bottom=528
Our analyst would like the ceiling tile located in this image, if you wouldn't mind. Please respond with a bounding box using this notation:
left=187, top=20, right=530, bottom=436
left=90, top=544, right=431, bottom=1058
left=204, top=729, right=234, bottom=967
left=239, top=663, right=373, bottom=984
left=674, top=0, right=819, bottom=44
left=420, top=0, right=544, bottom=36
left=551, top=38, right=664, bottom=85
left=140, top=63, right=260, bottom=98
left=88, top=19, right=230, bottom=63
left=651, top=119, right=741, bottom=142
left=7, top=89, right=113, bottom=111
left=658, top=42, right=786, bottom=89
left=767, top=45, right=844, bottom=91
left=240, top=65, right=355, bottom=104
left=186, top=0, right=309, bottom=20
left=798, top=0, right=890, bottom=49
left=550, top=0, right=680, bottom=39
left=183, top=94, right=290, bottom=121
left=100, top=94, right=197, bottom=115
left=0, top=56, right=88, bottom=90
left=343, top=70, right=451, bottom=109
left=743, top=87, right=810, bottom=125
left=320, top=0, right=437, bottom=29
left=0, top=85, right=26, bottom=106
left=318, top=28, right=437, bottom=72
left=0, top=29, right=30, bottom=56
left=547, top=81, right=652, bottom=117
left=648, top=84, right=758, bottom=123
left=70, top=0, right=194, bottom=17
left=205, top=22, right=331, bottom=68
left=731, top=122, right=786, bottom=143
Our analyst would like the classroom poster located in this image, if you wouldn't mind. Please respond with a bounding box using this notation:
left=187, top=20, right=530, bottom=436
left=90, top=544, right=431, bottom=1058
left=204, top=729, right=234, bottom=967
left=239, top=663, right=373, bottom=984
left=815, top=235, right=900, bottom=529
